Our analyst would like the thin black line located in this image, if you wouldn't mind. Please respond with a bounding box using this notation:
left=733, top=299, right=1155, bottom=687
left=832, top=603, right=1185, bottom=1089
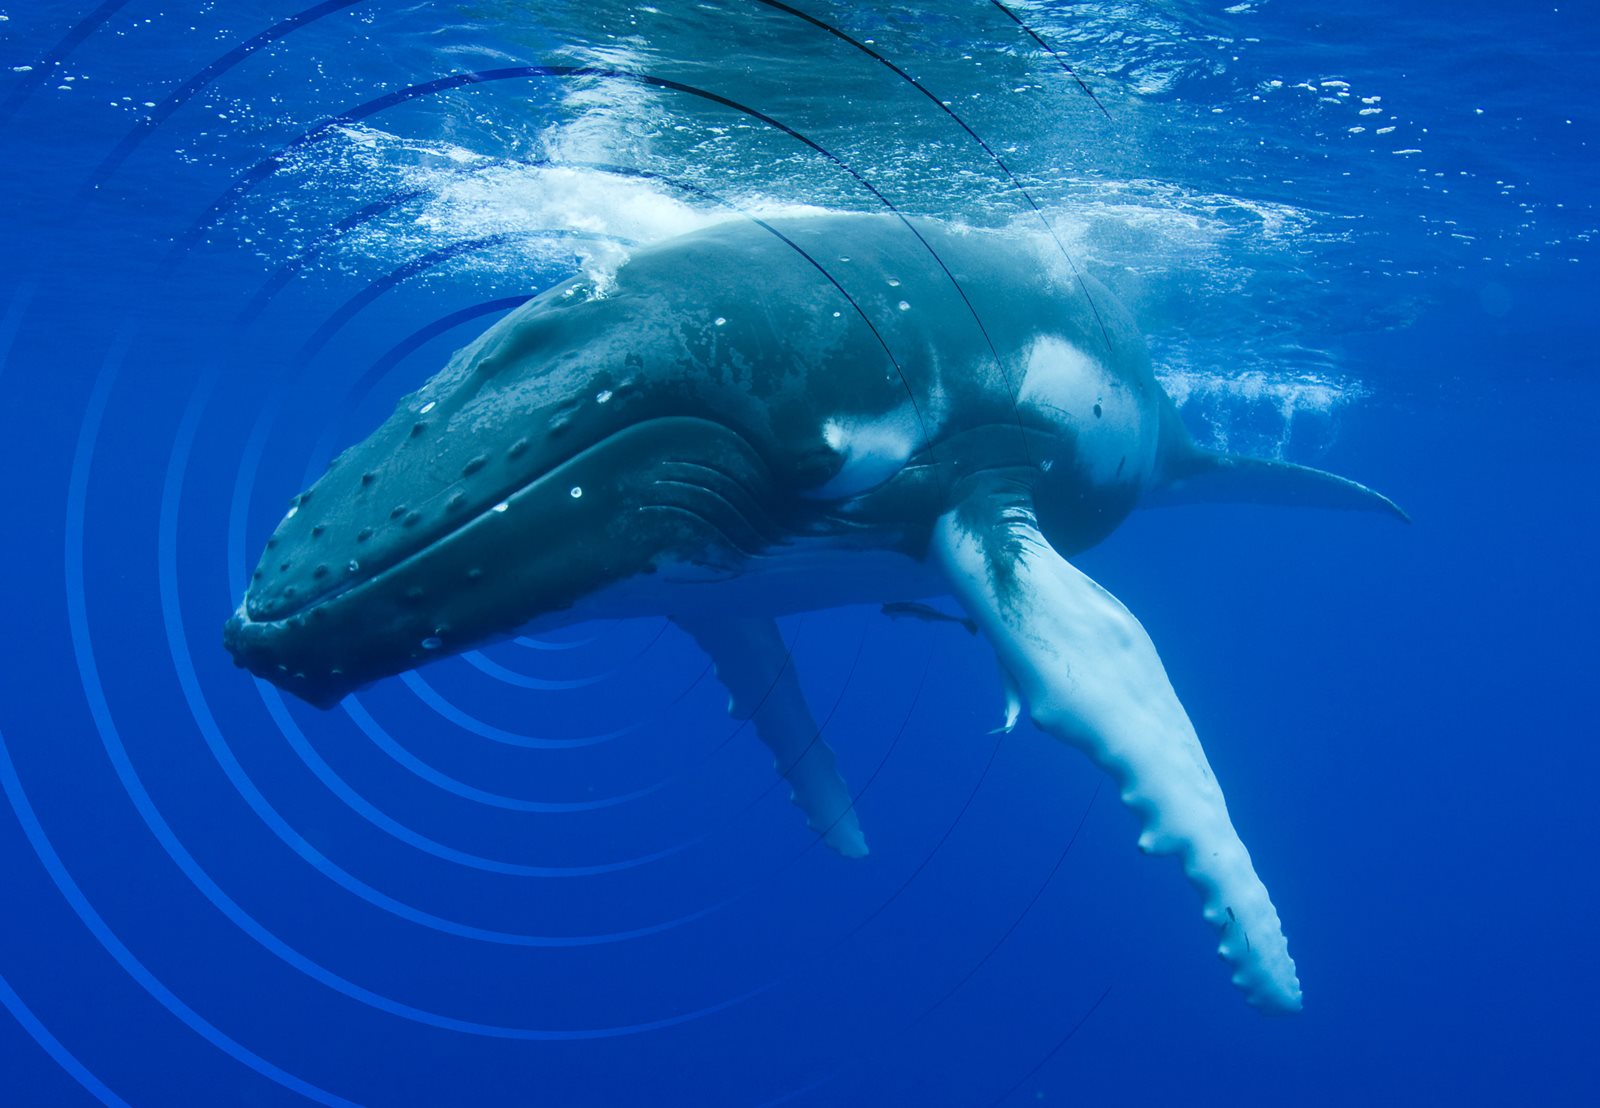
left=914, top=779, right=1102, bottom=1024
left=990, top=0, right=1112, bottom=120
left=754, top=1, right=1116, bottom=361
left=171, top=65, right=992, bottom=475
left=987, top=984, right=1113, bottom=1107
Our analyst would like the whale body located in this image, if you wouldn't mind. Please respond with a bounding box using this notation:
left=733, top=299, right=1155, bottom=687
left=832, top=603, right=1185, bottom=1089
left=224, top=213, right=1405, bottom=1012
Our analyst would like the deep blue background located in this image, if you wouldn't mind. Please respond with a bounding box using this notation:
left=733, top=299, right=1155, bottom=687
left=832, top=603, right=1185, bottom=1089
left=2, top=2, right=1596, bottom=1105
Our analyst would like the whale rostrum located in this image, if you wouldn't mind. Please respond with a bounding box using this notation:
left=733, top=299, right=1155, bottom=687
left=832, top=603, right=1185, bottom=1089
left=224, top=214, right=1406, bottom=1012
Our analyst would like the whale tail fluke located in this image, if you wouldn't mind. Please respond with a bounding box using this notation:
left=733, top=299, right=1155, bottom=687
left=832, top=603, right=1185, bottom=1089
left=1149, top=448, right=1411, bottom=522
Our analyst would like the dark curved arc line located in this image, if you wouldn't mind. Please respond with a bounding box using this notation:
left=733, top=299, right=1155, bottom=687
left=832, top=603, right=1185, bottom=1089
left=750, top=780, right=1102, bottom=1107
left=843, top=728, right=1010, bottom=943
left=986, top=984, right=1113, bottom=1107
left=175, top=70, right=949, bottom=493
left=362, top=295, right=533, bottom=383
left=752, top=0, right=1117, bottom=356
left=531, top=158, right=949, bottom=492
left=292, top=229, right=635, bottom=409
left=85, top=0, right=366, bottom=191
left=630, top=71, right=1034, bottom=455
left=174, top=67, right=967, bottom=481
left=0, top=0, right=133, bottom=122
left=990, top=0, right=1111, bottom=119
left=238, top=187, right=431, bottom=325
left=294, top=232, right=515, bottom=363
left=170, top=67, right=544, bottom=263
left=913, top=780, right=1102, bottom=1025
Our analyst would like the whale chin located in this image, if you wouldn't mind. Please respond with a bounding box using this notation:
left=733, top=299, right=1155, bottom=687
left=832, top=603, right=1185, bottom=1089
left=221, top=609, right=366, bottom=708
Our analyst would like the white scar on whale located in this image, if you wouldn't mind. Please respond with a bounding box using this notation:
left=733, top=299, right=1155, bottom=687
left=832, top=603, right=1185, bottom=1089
left=225, top=214, right=1407, bottom=1013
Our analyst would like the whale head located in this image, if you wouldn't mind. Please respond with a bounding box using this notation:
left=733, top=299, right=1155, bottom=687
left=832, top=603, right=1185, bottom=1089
left=221, top=284, right=769, bottom=707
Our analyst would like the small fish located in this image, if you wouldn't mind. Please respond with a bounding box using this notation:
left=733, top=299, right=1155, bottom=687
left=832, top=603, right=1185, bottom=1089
left=881, top=601, right=978, bottom=635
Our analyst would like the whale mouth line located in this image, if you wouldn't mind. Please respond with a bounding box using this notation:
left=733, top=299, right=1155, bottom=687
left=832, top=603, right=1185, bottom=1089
left=245, top=446, right=595, bottom=628
left=241, top=415, right=752, bottom=630
left=235, top=496, right=513, bottom=634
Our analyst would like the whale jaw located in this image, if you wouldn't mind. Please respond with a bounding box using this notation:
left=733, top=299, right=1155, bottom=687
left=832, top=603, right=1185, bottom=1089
left=223, top=416, right=800, bottom=706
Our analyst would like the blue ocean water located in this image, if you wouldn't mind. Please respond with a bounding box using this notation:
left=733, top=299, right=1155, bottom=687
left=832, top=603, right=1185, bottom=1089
left=1, top=1, right=1595, bottom=1104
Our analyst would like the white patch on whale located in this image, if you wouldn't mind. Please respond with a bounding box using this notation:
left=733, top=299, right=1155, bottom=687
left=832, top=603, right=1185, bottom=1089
left=804, top=404, right=924, bottom=500
left=1019, top=335, right=1153, bottom=485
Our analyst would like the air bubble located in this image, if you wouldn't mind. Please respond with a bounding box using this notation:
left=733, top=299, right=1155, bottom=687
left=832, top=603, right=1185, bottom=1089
left=714, top=317, right=726, bottom=326
left=347, top=560, right=360, bottom=574
left=421, top=636, right=442, bottom=650
left=596, top=389, right=613, bottom=403
left=492, top=501, right=509, bottom=513
left=898, top=301, right=910, bottom=311
left=419, top=400, right=436, bottom=414
left=570, top=486, right=583, bottom=499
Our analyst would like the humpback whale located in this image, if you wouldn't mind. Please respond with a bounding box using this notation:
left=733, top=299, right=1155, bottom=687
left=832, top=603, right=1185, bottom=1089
left=223, top=213, right=1405, bottom=1012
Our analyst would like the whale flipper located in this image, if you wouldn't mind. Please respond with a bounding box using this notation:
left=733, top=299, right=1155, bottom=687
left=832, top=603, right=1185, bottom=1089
left=933, top=478, right=1302, bottom=1012
left=674, top=615, right=868, bottom=859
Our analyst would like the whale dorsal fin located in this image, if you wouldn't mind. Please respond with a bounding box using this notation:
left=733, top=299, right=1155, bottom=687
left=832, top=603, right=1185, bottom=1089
left=932, top=475, right=1303, bottom=1012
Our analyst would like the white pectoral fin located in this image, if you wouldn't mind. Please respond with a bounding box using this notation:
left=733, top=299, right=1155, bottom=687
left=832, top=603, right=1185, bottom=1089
left=933, top=481, right=1301, bottom=1012
left=674, top=615, right=867, bottom=859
